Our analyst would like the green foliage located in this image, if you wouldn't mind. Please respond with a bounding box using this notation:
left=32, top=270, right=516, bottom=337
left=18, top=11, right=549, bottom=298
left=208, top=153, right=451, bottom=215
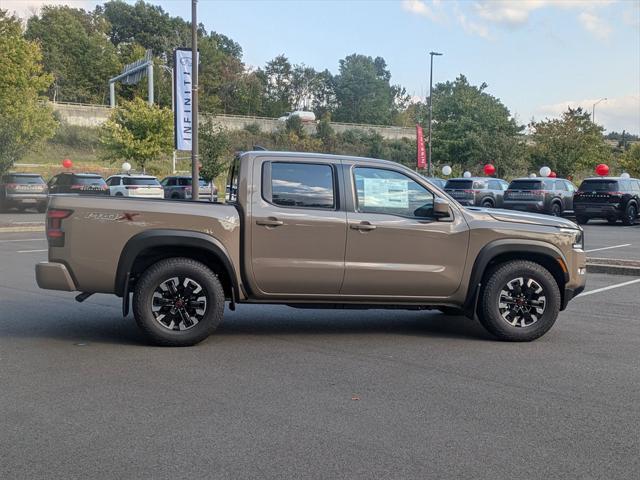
left=620, top=143, right=640, bottom=177
left=528, top=107, right=611, bottom=177
left=52, top=122, right=100, bottom=150
left=199, top=122, right=231, bottom=182
left=285, top=115, right=305, bottom=137
left=0, top=10, right=57, bottom=175
left=26, top=5, right=120, bottom=103
left=332, top=54, right=407, bottom=125
left=430, top=75, right=523, bottom=176
left=99, top=97, right=173, bottom=171
left=316, top=116, right=335, bottom=149
left=243, top=122, right=261, bottom=135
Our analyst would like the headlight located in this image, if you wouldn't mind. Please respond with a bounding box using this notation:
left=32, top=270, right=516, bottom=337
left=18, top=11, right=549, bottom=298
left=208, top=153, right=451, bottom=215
left=559, top=227, right=583, bottom=249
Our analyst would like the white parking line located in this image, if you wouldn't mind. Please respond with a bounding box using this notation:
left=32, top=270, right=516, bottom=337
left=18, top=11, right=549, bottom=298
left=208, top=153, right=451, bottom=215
left=578, top=279, right=640, bottom=297
left=585, top=243, right=632, bottom=253
left=17, top=249, right=48, bottom=253
left=0, top=238, right=44, bottom=243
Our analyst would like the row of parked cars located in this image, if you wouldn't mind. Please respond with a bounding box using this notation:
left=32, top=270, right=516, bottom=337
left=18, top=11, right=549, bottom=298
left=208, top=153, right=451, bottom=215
left=425, top=175, right=640, bottom=225
left=0, top=172, right=218, bottom=212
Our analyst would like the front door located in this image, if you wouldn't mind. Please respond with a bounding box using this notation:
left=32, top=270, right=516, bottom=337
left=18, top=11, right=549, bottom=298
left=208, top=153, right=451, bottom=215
left=250, top=158, right=347, bottom=297
left=341, top=165, right=469, bottom=299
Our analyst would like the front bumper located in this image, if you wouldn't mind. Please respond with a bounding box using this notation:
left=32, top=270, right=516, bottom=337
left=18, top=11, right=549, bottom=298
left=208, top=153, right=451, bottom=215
left=35, top=262, right=77, bottom=291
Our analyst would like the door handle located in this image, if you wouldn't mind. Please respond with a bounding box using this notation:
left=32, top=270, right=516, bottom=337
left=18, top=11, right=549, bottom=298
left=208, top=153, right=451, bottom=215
left=256, top=217, right=284, bottom=227
left=350, top=222, right=376, bottom=231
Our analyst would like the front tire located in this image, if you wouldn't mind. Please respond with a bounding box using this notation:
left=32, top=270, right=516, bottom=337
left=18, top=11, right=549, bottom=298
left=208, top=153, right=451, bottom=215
left=478, top=260, right=560, bottom=342
left=132, top=257, right=225, bottom=346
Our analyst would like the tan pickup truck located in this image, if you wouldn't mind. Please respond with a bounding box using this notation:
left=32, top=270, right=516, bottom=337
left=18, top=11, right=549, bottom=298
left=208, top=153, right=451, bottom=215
left=36, top=151, right=586, bottom=346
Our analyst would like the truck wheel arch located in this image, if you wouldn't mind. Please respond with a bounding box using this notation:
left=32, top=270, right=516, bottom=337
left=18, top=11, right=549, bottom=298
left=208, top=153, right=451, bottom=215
left=463, top=239, right=569, bottom=318
left=115, top=230, right=239, bottom=307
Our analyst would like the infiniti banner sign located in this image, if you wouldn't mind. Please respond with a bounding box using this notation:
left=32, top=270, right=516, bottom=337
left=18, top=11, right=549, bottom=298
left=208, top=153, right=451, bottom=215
left=174, top=48, right=198, bottom=151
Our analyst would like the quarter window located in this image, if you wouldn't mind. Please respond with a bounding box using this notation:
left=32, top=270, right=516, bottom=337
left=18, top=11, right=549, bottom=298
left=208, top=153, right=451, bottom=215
left=353, top=167, right=434, bottom=218
left=266, top=162, right=335, bottom=209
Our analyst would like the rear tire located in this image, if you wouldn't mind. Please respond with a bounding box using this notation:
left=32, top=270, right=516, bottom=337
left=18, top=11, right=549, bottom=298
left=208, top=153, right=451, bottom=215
left=576, top=215, right=589, bottom=225
left=477, top=260, right=560, bottom=342
left=481, top=199, right=494, bottom=209
left=550, top=202, right=562, bottom=216
left=622, top=203, right=637, bottom=226
left=132, top=257, right=225, bottom=346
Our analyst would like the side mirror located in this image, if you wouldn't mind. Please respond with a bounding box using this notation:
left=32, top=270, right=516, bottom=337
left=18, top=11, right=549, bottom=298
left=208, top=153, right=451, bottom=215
left=433, top=197, right=452, bottom=220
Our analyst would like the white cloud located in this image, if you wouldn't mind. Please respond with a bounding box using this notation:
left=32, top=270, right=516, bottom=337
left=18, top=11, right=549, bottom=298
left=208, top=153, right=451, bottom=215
left=3, top=1, right=92, bottom=19
left=401, top=0, right=445, bottom=22
left=579, top=11, right=612, bottom=40
left=536, top=95, right=640, bottom=134
left=473, top=1, right=614, bottom=26
left=456, top=12, right=491, bottom=39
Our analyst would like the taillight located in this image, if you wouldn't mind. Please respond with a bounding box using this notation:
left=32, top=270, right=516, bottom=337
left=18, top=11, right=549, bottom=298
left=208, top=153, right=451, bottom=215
left=4, top=183, right=18, bottom=190
left=531, top=190, right=545, bottom=196
left=46, top=209, right=73, bottom=247
left=70, top=184, right=83, bottom=190
left=607, top=191, right=623, bottom=196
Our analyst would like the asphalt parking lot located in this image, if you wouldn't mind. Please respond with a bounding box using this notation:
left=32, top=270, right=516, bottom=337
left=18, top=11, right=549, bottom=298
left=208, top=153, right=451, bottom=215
left=1, top=221, right=639, bottom=479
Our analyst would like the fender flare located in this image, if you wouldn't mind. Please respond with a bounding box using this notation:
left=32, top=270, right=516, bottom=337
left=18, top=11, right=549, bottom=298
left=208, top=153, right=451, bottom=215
left=463, top=239, right=569, bottom=317
left=115, top=229, right=239, bottom=305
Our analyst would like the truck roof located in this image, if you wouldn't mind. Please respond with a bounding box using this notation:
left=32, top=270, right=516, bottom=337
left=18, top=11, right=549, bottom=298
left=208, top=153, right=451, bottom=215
left=240, top=150, right=403, bottom=168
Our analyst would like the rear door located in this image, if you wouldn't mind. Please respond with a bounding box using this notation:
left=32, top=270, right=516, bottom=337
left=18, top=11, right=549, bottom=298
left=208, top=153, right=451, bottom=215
left=250, top=157, right=347, bottom=296
left=341, top=163, right=469, bottom=298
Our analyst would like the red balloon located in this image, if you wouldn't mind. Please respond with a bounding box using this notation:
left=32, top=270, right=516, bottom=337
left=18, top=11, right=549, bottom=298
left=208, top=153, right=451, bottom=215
left=595, top=164, right=609, bottom=176
left=62, top=158, right=73, bottom=169
left=549, top=171, right=557, bottom=178
left=483, top=164, right=496, bottom=176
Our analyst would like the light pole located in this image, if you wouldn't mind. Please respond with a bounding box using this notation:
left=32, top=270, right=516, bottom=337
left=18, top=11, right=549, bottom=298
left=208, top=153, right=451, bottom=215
left=191, top=0, right=199, bottom=200
left=427, top=51, right=443, bottom=177
left=592, top=97, right=606, bottom=123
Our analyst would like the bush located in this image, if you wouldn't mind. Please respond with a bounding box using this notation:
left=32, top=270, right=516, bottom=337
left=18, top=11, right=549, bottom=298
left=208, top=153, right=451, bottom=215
left=285, top=115, right=305, bottom=137
left=51, top=122, right=99, bottom=150
left=243, top=122, right=261, bottom=135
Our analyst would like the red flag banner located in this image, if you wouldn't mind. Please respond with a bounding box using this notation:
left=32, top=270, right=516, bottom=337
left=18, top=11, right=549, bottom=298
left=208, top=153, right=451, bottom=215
left=416, top=125, right=426, bottom=169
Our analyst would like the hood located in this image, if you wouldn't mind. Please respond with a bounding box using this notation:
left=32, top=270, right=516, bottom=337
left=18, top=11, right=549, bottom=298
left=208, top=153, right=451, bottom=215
left=466, top=207, right=579, bottom=229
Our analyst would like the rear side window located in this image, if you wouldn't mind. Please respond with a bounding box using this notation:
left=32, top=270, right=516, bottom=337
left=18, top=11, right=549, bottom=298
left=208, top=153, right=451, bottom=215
left=264, top=162, right=335, bottom=209
left=123, top=177, right=160, bottom=186
left=555, top=180, right=567, bottom=191
left=579, top=180, right=619, bottom=192
left=632, top=181, right=640, bottom=192
left=6, top=175, right=45, bottom=184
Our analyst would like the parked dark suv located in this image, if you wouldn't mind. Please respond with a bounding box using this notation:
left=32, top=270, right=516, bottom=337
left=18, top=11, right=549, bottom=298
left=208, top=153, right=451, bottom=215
left=504, top=178, right=577, bottom=216
left=574, top=177, right=640, bottom=225
left=47, top=173, right=108, bottom=195
left=0, top=173, right=48, bottom=212
left=444, top=177, right=509, bottom=208
left=160, top=176, right=217, bottom=201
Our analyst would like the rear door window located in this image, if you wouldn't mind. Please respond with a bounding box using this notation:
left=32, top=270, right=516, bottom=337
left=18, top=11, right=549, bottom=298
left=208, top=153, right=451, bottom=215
left=264, top=162, right=335, bottom=209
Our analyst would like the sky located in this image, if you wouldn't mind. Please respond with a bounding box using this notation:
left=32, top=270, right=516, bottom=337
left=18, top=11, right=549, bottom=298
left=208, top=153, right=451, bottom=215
left=5, top=0, right=640, bottom=134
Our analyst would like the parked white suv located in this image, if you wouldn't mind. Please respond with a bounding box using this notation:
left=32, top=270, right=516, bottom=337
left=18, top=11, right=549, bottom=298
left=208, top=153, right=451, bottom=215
left=105, top=174, right=164, bottom=199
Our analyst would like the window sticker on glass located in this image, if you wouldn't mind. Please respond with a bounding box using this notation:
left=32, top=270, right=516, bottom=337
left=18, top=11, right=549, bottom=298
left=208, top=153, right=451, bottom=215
left=363, top=178, right=409, bottom=208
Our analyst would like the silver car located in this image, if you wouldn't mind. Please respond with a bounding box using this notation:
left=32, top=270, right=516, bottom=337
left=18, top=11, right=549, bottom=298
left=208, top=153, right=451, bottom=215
left=445, top=177, right=509, bottom=208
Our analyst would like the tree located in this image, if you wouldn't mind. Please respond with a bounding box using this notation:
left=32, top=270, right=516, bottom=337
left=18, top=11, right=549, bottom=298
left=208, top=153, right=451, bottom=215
left=620, top=143, right=640, bottom=177
left=26, top=5, right=120, bottom=103
left=285, top=115, right=305, bottom=137
left=529, top=107, right=611, bottom=177
left=332, top=54, right=405, bottom=125
left=429, top=75, right=524, bottom=176
left=259, top=54, right=294, bottom=117
left=200, top=122, right=231, bottom=200
left=0, top=10, right=57, bottom=176
left=99, top=97, right=173, bottom=172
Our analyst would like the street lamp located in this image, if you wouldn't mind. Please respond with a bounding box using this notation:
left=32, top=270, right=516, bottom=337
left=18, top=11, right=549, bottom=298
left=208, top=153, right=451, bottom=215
left=427, top=51, right=443, bottom=177
left=592, top=97, right=606, bottom=123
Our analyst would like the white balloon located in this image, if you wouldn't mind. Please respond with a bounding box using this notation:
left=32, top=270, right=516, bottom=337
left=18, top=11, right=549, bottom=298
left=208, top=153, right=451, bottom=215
left=539, top=166, right=551, bottom=177
left=442, top=165, right=452, bottom=176
left=620, top=172, right=630, bottom=179
left=529, top=173, right=537, bottom=178
left=122, top=162, right=132, bottom=172
left=463, top=171, right=472, bottom=178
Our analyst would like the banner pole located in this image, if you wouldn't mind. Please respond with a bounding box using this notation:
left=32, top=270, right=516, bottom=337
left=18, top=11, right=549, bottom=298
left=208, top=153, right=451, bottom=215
left=191, top=0, right=199, bottom=200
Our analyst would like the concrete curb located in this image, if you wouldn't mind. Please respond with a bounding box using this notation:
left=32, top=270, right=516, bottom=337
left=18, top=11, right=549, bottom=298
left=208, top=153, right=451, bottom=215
left=587, top=257, right=640, bottom=277
left=0, top=226, right=45, bottom=233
